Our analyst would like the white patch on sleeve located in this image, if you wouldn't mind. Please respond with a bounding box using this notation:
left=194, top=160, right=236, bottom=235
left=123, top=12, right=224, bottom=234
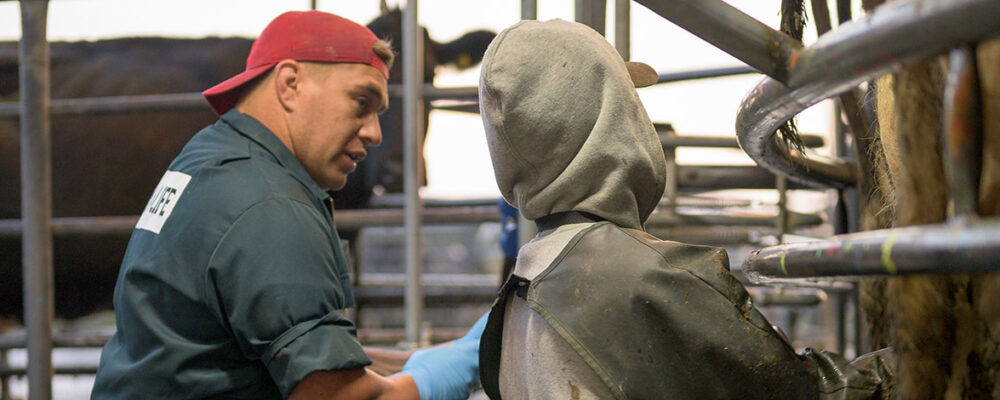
left=136, top=171, right=192, bottom=234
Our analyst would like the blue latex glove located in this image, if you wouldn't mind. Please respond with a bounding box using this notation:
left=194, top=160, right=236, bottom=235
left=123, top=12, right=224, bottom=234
left=402, top=312, right=489, bottom=400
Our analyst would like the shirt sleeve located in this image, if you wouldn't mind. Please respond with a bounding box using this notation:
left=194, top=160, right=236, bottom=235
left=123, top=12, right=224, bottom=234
left=204, top=197, right=371, bottom=397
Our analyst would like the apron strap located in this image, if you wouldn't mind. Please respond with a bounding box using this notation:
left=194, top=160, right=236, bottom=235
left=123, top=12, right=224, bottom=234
left=479, top=274, right=530, bottom=400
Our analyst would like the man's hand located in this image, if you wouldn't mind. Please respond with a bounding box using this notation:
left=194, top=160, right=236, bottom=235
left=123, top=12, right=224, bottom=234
left=289, top=313, right=489, bottom=400
left=401, top=312, right=489, bottom=400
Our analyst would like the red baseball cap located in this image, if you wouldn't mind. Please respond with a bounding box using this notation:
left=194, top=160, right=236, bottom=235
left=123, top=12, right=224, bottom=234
left=203, top=10, right=390, bottom=116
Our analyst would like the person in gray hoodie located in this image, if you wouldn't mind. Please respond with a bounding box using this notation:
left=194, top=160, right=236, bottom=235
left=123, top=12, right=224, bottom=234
left=475, top=19, right=890, bottom=400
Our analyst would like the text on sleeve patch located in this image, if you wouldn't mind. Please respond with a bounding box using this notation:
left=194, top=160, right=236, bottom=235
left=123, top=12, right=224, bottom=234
left=136, top=171, right=192, bottom=234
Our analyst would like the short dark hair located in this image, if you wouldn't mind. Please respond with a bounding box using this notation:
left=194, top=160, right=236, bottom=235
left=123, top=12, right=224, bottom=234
left=373, top=38, right=395, bottom=71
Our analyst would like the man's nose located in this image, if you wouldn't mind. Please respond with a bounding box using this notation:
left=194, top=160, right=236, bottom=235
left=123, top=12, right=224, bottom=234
left=360, top=114, right=382, bottom=147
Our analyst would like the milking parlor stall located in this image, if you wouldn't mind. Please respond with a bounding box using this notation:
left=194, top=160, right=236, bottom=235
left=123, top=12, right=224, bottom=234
left=2, top=0, right=998, bottom=398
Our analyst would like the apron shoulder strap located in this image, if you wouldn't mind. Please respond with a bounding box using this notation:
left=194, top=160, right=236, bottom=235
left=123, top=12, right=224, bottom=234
left=479, top=274, right=530, bottom=400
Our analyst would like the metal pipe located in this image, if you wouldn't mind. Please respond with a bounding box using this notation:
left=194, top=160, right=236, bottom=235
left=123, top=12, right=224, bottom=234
left=776, top=176, right=788, bottom=242
left=0, top=207, right=501, bottom=237
left=0, top=93, right=204, bottom=118
left=615, top=0, right=630, bottom=60
left=353, top=286, right=497, bottom=307
left=655, top=65, right=757, bottom=85
left=634, top=0, right=802, bottom=82
left=735, top=0, right=1000, bottom=188
left=661, top=129, right=679, bottom=206
left=1, top=349, right=8, bottom=400
left=647, top=207, right=823, bottom=228
left=942, top=46, right=982, bottom=218
left=813, top=0, right=876, bottom=202
left=0, top=86, right=478, bottom=119
left=0, top=64, right=761, bottom=119
left=19, top=1, right=54, bottom=398
left=521, top=0, right=537, bottom=20
left=674, top=165, right=811, bottom=190
left=748, top=287, right=827, bottom=307
left=658, top=133, right=825, bottom=149
left=742, top=218, right=1000, bottom=284
left=402, top=0, right=424, bottom=347
left=575, top=0, right=607, bottom=36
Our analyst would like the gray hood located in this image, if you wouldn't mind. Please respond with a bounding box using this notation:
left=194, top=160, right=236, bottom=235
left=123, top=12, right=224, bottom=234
left=479, top=19, right=666, bottom=230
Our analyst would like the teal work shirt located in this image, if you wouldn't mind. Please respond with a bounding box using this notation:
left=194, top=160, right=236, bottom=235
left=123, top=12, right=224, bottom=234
left=92, top=110, right=370, bottom=399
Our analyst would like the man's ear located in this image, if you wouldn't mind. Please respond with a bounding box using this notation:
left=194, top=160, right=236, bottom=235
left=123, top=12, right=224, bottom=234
left=274, top=59, right=302, bottom=112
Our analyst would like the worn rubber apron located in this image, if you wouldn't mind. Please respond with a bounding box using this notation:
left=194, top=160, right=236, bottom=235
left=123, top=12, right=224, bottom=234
left=479, top=212, right=821, bottom=399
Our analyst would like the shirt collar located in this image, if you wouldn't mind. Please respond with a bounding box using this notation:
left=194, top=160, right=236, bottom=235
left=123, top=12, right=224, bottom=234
left=220, top=109, right=330, bottom=202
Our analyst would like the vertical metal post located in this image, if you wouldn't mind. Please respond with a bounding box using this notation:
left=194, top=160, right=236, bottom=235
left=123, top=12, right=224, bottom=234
left=661, top=129, right=679, bottom=208
left=575, top=0, right=607, bottom=36
left=19, top=1, right=54, bottom=399
left=942, top=46, right=982, bottom=219
left=513, top=0, right=537, bottom=252
left=1, top=349, right=9, bottom=400
left=615, top=0, right=631, bottom=60
left=521, top=0, right=537, bottom=20
left=776, top=176, right=788, bottom=243
left=402, top=0, right=425, bottom=347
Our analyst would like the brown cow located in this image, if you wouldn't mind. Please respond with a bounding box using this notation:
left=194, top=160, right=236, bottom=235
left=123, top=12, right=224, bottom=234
left=851, top=2, right=1000, bottom=396
left=0, top=13, right=494, bottom=321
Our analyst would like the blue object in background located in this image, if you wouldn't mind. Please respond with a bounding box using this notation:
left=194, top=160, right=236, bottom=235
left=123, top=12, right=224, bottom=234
left=497, top=198, right=519, bottom=259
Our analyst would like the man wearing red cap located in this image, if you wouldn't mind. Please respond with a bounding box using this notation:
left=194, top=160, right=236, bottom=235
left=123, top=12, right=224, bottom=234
left=93, top=10, right=484, bottom=400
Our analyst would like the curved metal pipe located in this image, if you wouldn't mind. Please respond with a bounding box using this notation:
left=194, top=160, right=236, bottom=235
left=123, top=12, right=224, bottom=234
left=736, top=0, right=1000, bottom=187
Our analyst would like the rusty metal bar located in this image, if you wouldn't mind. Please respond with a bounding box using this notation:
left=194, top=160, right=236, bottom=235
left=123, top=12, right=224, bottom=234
left=743, top=218, right=1000, bottom=284
left=734, top=0, right=1000, bottom=188
left=943, top=46, right=982, bottom=218
left=19, top=1, right=54, bottom=398
left=634, top=0, right=801, bottom=82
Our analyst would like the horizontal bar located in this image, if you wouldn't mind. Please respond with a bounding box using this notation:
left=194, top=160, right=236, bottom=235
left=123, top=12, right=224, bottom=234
left=0, top=85, right=480, bottom=118
left=335, top=206, right=498, bottom=230
left=659, top=133, right=825, bottom=149
left=656, top=65, right=758, bottom=84
left=748, top=287, right=827, bottom=307
left=0, top=331, right=110, bottom=350
left=0, top=63, right=774, bottom=120
left=0, top=207, right=501, bottom=237
left=0, top=93, right=205, bottom=118
left=353, top=285, right=496, bottom=307
left=635, top=0, right=801, bottom=82
left=1, top=365, right=97, bottom=378
left=743, top=218, right=1000, bottom=283
left=358, top=273, right=498, bottom=288
left=674, top=165, right=811, bottom=190
left=736, top=0, right=1000, bottom=187
left=647, top=207, right=822, bottom=228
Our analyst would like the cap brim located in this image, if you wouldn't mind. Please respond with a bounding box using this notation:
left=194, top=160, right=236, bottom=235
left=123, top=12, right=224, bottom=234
left=625, top=61, right=658, bottom=88
left=202, top=63, right=275, bottom=116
